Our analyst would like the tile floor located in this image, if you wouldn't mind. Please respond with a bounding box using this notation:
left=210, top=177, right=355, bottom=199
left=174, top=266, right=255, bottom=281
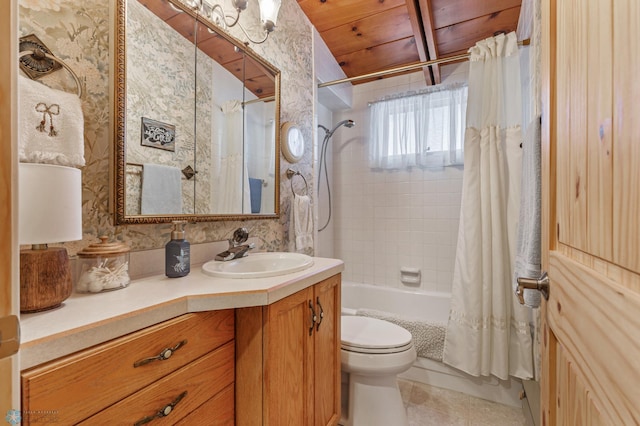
left=399, top=379, right=528, bottom=426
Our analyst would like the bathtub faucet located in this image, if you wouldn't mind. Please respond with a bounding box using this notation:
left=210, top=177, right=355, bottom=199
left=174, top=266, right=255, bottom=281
left=215, top=227, right=255, bottom=261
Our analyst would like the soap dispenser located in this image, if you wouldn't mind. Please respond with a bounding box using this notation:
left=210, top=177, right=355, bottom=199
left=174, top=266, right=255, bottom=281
left=166, top=220, right=190, bottom=278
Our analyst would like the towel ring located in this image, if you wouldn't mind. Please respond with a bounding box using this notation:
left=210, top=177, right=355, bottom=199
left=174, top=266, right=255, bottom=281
left=19, top=49, right=83, bottom=98
left=286, top=168, right=309, bottom=197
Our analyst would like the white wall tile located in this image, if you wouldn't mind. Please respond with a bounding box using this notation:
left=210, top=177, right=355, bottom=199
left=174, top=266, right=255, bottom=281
left=320, top=73, right=465, bottom=293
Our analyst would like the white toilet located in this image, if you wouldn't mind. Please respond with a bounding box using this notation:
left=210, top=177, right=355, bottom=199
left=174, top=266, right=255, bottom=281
left=340, top=315, right=417, bottom=426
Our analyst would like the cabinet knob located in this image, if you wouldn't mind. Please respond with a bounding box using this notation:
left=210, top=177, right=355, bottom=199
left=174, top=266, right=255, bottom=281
left=316, top=297, right=324, bottom=332
left=308, top=300, right=317, bottom=336
left=134, top=391, right=187, bottom=426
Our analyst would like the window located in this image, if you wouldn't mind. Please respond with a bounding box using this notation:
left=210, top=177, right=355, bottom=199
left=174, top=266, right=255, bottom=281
left=368, top=83, right=468, bottom=169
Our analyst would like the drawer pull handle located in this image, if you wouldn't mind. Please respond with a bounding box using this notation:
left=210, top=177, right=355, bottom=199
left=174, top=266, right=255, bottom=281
left=308, top=300, right=317, bottom=336
left=316, top=297, right=324, bottom=332
left=133, top=391, right=187, bottom=426
left=133, top=340, right=187, bottom=368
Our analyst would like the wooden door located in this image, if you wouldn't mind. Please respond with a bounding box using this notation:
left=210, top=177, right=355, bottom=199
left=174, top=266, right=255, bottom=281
left=0, top=0, right=19, bottom=419
left=313, top=275, right=341, bottom=426
left=541, top=0, right=640, bottom=424
left=263, top=287, right=314, bottom=426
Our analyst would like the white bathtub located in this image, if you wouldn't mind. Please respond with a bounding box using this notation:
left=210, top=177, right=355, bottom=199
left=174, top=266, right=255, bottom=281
left=341, top=281, right=523, bottom=407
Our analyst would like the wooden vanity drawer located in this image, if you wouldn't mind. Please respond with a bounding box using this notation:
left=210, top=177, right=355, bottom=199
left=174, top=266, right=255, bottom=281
left=174, top=383, right=234, bottom=425
left=79, top=341, right=235, bottom=425
left=21, top=310, right=234, bottom=425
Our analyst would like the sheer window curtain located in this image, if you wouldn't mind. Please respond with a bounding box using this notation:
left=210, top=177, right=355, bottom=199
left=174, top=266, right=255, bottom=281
left=442, top=32, right=535, bottom=380
left=368, top=83, right=468, bottom=169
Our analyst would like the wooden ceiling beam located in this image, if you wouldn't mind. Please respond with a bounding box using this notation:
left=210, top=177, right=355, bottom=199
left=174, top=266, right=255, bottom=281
left=405, top=0, right=433, bottom=85
left=415, top=0, right=440, bottom=84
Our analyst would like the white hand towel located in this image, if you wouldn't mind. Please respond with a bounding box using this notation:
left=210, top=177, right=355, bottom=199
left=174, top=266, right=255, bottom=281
left=514, top=115, right=542, bottom=308
left=141, top=164, right=183, bottom=214
left=289, top=194, right=313, bottom=252
left=18, top=75, right=85, bottom=167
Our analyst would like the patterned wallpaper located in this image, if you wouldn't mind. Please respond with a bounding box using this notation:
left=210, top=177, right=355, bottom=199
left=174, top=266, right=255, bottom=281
left=19, top=0, right=314, bottom=255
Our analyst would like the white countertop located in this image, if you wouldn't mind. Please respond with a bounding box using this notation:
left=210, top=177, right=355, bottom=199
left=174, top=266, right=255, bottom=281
left=19, top=256, right=344, bottom=369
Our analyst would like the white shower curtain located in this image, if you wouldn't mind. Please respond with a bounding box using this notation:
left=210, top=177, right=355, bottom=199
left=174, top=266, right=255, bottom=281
left=443, top=32, right=534, bottom=380
left=212, top=100, right=251, bottom=214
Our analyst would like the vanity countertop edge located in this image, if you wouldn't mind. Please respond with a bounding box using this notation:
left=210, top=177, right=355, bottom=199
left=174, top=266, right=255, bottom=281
left=19, top=256, right=344, bottom=370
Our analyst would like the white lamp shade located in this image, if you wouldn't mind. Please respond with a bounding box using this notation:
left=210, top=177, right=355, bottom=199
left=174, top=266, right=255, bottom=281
left=258, top=0, right=281, bottom=28
left=19, top=163, right=83, bottom=245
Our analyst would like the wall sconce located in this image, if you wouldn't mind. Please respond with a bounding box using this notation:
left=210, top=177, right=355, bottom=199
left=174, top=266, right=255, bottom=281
left=197, top=0, right=282, bottom=44
left=19, top=163, right=82, bottom=313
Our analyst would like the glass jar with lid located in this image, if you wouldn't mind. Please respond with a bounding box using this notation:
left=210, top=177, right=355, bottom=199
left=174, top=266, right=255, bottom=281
left=75, top=236, right=131, bottom=293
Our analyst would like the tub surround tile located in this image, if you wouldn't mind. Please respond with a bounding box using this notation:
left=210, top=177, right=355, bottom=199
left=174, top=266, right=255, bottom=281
left=321, top=70, right=466, bottom=293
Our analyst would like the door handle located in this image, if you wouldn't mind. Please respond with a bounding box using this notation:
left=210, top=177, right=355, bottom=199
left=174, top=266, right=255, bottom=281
left=0, top=315, right=20, bottom=360
left=516, top=272, right=550, bottom=304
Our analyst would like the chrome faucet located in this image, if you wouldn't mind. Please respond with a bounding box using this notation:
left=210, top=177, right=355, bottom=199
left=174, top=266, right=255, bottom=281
left=215, top=227, right=255, bottom=261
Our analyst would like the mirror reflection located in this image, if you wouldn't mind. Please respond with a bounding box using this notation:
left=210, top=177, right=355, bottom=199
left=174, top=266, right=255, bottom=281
left=115, top=0, right=280, bottom=224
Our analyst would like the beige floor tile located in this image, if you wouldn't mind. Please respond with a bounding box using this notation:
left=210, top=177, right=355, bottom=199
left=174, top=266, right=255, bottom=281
left=466, top=396, right=526, bottom=425
left=398, top=379, right=414, bottom=408
left=400, top=379, right=527, bottom=426
left=409, top=381, right=470, bottom=419
left=407, top=402, right=467, bottom=426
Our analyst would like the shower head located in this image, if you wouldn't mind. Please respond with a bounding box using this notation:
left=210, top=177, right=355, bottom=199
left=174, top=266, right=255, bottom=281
left=319, top=119, right=355, bottom=138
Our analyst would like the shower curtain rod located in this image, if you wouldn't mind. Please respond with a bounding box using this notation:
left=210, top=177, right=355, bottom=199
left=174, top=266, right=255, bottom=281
left=318, top=38, right=531, bottom=89
left=244, top=95, right=275, bottom=106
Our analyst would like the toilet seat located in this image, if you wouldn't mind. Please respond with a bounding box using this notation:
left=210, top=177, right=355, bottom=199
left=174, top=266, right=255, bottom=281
left=341, top=316, right=413, bottom=354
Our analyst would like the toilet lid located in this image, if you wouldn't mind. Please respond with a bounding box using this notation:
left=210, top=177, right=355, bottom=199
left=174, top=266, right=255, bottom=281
left=341, top=316, right=413, bottom=351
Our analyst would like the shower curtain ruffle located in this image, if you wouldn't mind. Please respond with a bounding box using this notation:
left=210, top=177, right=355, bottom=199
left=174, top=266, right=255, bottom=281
left=443, top=32, right=534, bottom=381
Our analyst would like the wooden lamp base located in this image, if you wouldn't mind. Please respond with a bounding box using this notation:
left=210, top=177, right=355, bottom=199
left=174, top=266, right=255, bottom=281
left=20, top=247, right=73, bottom=313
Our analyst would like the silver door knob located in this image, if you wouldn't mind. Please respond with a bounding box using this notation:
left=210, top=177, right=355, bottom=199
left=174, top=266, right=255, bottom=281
left=516, top=272, right=550, bottom=304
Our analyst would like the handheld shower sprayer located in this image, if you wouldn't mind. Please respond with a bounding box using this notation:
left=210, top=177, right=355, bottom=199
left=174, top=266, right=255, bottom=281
left=320, top=120, right=355, bottom=138
left=317, top=119, right=355, bottom=232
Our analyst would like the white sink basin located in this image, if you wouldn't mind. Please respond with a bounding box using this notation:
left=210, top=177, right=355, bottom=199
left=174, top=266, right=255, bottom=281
left=202, top=252, right=314, bottom=279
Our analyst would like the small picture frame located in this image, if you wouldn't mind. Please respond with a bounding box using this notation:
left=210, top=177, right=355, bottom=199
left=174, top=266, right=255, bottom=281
left=141, top=117, right=175, bottom=151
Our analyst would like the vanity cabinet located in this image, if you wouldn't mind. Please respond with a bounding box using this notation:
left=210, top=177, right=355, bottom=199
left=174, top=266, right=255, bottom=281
left=237, top=274, right=341, bottom=426
left=21, top=310, right=235, bottom=425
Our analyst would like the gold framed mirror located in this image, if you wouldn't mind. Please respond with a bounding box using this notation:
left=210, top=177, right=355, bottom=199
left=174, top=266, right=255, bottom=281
left=113, top=0, right=280, bottom=224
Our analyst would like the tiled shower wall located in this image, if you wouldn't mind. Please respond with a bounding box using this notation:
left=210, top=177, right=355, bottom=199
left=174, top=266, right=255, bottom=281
left=323, top=64, right=469, bottom=293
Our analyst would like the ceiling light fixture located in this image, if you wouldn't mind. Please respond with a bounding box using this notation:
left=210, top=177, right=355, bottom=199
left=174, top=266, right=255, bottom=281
left=197, top=0, right=282, bottom=44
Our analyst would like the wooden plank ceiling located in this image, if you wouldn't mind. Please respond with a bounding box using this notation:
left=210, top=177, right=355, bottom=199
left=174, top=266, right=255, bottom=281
left=298, top=0, right=522, bottom=85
